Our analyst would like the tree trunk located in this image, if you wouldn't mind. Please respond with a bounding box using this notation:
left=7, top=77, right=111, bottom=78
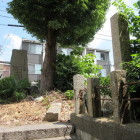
left=40, top=28, right=57, bottom=92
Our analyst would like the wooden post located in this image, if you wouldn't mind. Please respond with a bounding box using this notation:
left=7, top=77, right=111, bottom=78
left=110, top=70, right=131, bottom=124
left=87, top=78, right=101, bottom=117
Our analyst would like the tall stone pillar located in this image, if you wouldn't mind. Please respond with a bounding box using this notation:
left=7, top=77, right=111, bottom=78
left=73, top=74, right=85, bottom=114
left=10, top=49, right=28, bottom=81
left=110, top=13, right=131, bottom=70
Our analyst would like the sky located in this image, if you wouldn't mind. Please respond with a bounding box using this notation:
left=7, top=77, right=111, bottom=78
left=0, top=0, right=138, bottom=67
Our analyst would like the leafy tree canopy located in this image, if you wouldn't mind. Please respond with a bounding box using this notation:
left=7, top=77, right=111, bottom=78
left=7, top=0, right=110, bottom=46
left=7, top=0, right=110, bottom=92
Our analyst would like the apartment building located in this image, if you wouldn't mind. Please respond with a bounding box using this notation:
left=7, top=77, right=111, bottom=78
left=21, top=39, right=43, bottom=82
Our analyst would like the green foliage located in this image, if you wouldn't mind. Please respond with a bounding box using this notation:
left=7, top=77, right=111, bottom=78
left=0, top=77, right=16, bottom=99
left=0, top=77, right=30, bottom=102
left=131, top=53, right=140, bottom=68
left=123, top=53, right=140, bottom=82
left=54, top=54, right=82, bottom=91
left=14, top=91, right=26, bottom=101
left=7, top=0, right=110, bottom=91
left=54, top=53, right=102, bottom=91
left=7, top=0, right=110, bottom=45
left=99, top=76, right=111, bottom=97
left=123, top=53, right=140, bottom=120
left=70, top=46, right=85, bottom=56
left=75, top=54, right=102, bottom=78
left=64, top=90, right=74, bottom=100
left=112, top=0, right=140, bottom=39
left=15, top=79, right=30, bottom=92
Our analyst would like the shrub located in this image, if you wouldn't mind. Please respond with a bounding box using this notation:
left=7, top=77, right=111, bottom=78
left=54, top=54, right=82, bottom=91
left=16, top=79, right=30, bottom=92
left=123, top=53, right=140, bottom=120
left=14, top=91, right=26, bottom=101
left=0, top=76, right=30, bottom=102
left=122, top=53, right=140, bottom=93
left=64, top=90, right=74, bottom=100
left=123, top=53, right=140, bottom=81
left=74, top=53, right=102, bottom=78
left=0, top=77, right=16, bottom=99
left=99, top=76, right=111, bottom=97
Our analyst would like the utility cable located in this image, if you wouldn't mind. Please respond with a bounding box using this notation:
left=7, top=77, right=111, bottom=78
left=0, top=23, right=24, bottom=27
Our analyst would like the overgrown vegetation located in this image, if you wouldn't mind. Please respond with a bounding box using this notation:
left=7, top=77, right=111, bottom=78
left=54, top=53, right=102, bottom=92
left=74, top=53, right=102, bottom=78
left=64, top=90, right=74, bottom=100
left=123, top=54, right=140, bottom=82
left=99, top=76, right=111, bottom=97
left=0, top=77, right=30, bottom=103
left=54, top=54, right=81, bottom=92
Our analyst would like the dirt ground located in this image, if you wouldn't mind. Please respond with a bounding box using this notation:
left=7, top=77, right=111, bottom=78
left=0, top=92, right=74, bottom=127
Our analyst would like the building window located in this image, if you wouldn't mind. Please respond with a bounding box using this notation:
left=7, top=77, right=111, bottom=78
left=101, top=53, right=106, bottom=60
left=35, top=64, right=41, bottom=74
left=28, top=64, right=35, bottom=74
left=28, top=44, right=42, bottom=54
left=28, top=64, right=41, bottom=74
left=96, top=52, right=106, bottom=61
left=96, top=52, right=101, bottom=60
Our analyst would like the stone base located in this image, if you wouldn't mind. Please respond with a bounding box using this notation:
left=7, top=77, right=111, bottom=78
left=43, top=103, right=62, bottom=122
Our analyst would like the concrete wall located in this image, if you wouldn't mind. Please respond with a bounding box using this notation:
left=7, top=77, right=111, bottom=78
left=21, top=42, right=29, bottom=52
left=71, top=113, right=140, bottom=140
